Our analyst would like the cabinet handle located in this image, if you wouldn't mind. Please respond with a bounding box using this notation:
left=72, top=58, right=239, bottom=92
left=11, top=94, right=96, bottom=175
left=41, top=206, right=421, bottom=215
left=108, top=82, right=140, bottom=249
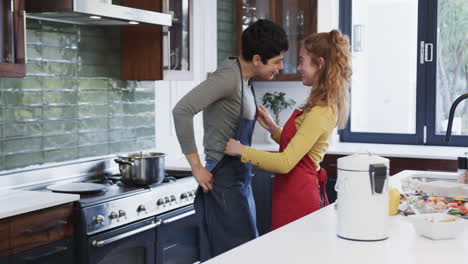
left=22, top=246, right=69, bottom=262
left=91, top=220, right=162, bottom=248
left=24, top=220, right=67, bottom=234
left=161, top=210, right=195, bottom=224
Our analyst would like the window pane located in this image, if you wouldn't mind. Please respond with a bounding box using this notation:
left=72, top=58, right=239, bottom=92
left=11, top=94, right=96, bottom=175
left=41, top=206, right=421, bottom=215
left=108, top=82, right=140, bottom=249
left=435, top=0, right=468, bottom=136
left=350, top=0, right=418, bottom=133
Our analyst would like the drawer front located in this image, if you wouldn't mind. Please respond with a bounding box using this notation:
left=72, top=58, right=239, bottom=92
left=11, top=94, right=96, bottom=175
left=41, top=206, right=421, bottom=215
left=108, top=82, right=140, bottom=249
left=0, top=219, right=10, bottom=257
left=10, top=203, right=74, bottom=254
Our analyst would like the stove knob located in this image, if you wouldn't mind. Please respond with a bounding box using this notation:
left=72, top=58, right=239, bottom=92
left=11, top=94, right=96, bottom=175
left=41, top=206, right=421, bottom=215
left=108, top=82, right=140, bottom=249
left=93, top=215, right=105, bottom=225
left=137, top=205, right=146, bottom=213
left=118, top=210, right=126, bottom=217
left=180, top=192, right=188, bottom=199
left=109, top=211, right=119, bottom=220
left=164, top=197, right=170, bottom=203
left=157, top=198, right=165, bottom=206
left=170, top=195, right=176, bottom=202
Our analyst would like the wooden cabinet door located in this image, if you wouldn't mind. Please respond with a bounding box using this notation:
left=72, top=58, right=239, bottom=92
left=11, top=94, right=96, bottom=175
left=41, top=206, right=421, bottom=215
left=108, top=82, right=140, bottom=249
left=0, top=0, right=26, bottom=77
left=0, top=219, right=10, bottom=257
left=121, top=0, right=164, bottom=80
left=10, top=203, right=74, bottom=254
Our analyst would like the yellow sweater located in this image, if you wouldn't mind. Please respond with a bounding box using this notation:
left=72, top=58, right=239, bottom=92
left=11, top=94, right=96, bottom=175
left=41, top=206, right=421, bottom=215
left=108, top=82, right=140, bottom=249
left=241, top=105, right=336, bottom=174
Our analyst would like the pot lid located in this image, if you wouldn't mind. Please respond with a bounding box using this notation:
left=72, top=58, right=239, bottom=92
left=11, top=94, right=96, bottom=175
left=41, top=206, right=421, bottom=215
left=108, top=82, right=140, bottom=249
left=337, top=153, right=389, bottom=172
left=47, top=183, right=107, bottom=194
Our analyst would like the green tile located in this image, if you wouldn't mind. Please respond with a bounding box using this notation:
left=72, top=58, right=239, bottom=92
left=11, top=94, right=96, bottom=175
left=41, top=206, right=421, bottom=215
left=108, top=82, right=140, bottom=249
left=109, top=80, right=136, bottom=91
left=3, top=137, right=42, bottom=154
left=3, top=107, right=42, bottom=122
left=135, top=81, right=155, bottom=89
left=133, top=103, right=155, bottom=114
left=77, top=50, right=114, bottom=66
left=43, top=61, right=78, bottom=76
left=0, top=155, right=4, bottom=170
left=43, top=120, right=78, bottom=135
left=42, top=46, right=78, bottom=62
left=4, top=91, right=43, bottom=106
left=0, top=76, right=42, bottom=90
left=109, top=116, right=127, bottom=128
left=77, top=65, right=110, bottom=78
left=26, top=61, right=43, bottom=74
left=44, top=147, right=78, bottom=163
left=43, top=106, right=77, bottom=119
left=44, top=77, right=78, bottom=90
left=4, top=151, right=44, bottom=170
left=136, top=137, right=155, bottom=150
left=26, top=29, right=42, bottom=44
left=78, top=90, right=108, bottom=104
left=79, top=143, right=109, bottom=158
left=44, top=134, right=78, bottom=150
left=44, top=91, right=77, bottom=105
left=78, top=35, right=116, bottom=52
left=42, top=21, right=78, bottom=34
left=125, top=115, right=155, bottom=127
left=78, top=105, right=108, bottom=118
left=26, top=45, right=42, bottom=60
left=2, top=123, right=42, bottom=138
left=77, top=78, right=109, bottom=90
left=136, top=127, right=155, bottom=138
left=109, top=129, right=136, bottom=142
left=109, top=103, right=125, bottom=116
left=79, top=118, right=109, bottom=132
left=79, top=131, right=108, bottom=146
left=25, top=19, right=42, bottom=30
left=110, top=139, right=137, bottom=154
left=42, top=31, right=78, bottom=48
left=133, top=90, right=155, bottom=102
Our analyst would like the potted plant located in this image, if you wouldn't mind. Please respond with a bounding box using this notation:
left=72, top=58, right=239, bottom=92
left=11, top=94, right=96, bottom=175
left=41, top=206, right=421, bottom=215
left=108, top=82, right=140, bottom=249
left=261, top=92, right=296, bottom=125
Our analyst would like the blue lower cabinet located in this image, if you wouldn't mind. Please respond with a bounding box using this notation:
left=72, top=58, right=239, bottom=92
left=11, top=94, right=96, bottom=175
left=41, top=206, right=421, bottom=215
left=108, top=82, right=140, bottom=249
left=9, top=239, right=73, bottom=264
left=0, top=256, right=10, bottom=264
left=251, top=170, right=274, bottom=236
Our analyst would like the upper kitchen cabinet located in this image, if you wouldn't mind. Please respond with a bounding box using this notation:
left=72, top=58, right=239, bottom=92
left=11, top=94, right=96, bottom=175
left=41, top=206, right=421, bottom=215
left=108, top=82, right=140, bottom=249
left=121, top=0, right=164, bottom=81
left=122, top=0, right=192, bottom=81
left=163, top=0, right=192, bottom=80
left=0, top=0, right=26, bottom=77
left=237, top=0, right=317, bottom=81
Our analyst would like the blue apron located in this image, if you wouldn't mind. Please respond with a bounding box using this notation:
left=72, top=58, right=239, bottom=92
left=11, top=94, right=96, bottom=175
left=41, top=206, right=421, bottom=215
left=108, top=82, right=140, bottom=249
left=195, top=58, right=258, bottom=261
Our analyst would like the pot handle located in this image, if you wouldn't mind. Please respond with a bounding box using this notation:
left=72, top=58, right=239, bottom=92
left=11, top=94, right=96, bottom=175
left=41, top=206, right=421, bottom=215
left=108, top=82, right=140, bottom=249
left=114, top=158, right=133, bottom=166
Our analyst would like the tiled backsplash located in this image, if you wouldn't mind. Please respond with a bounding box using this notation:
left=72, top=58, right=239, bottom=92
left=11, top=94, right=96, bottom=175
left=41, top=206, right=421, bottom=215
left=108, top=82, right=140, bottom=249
left=0, top=19, right=156, bottom=171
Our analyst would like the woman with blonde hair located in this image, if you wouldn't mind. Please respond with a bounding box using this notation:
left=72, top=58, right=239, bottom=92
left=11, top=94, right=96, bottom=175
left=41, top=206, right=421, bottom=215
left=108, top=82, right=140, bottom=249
left=224, top=29, right=352, bottom=230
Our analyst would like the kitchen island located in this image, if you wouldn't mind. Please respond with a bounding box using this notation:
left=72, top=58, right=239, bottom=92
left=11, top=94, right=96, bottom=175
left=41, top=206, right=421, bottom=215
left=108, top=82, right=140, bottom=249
left=205, top=170, right=468, bottom=264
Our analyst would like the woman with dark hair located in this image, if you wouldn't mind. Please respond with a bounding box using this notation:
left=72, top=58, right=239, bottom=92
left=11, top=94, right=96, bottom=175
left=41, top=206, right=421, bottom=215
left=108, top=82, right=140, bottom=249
left=225, top=29, right=352, bottom=230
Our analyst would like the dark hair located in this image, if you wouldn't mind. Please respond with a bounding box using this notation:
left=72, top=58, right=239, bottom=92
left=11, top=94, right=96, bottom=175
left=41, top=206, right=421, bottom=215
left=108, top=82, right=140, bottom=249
left=241, top=19, right=289, bottom=64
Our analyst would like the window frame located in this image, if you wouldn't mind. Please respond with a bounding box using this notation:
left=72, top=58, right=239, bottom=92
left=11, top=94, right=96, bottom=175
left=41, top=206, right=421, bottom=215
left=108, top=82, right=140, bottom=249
left=338, top=0, right=468, bottom=147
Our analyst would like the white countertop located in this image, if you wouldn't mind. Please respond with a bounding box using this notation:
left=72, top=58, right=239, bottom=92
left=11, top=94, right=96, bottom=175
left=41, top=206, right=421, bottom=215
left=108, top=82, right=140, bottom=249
left=0, top=189, right=79, bottom=219
left=252, top=142, right=468, bottom=160
left=205, top=170, right=468, bottom=264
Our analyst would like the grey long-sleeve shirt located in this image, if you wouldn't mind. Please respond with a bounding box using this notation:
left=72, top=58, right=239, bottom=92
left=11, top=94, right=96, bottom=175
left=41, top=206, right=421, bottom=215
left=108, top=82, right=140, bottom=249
left=172, top=58, right=256, bottom=162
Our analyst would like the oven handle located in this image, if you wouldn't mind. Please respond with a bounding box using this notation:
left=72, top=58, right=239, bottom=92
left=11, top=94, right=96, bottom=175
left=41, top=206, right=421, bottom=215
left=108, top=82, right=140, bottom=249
left=91, top=220, right=162, bottom=248
left=161, top=209, right=195, bottom=224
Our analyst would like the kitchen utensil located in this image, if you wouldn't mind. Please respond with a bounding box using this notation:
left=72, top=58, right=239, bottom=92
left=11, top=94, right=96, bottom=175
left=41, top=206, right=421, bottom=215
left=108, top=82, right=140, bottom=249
left=335, top=153, right=390, bottom=241
left=47, top=182, right=106, bottom=194
left=115, top=152, right=166, bottom=186
left=408, top=213, right=466, bottom=240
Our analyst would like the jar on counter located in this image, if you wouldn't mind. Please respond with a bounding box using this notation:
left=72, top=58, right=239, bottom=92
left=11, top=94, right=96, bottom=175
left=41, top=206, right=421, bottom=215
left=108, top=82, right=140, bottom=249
left=457, top=156, right=468, bottom=184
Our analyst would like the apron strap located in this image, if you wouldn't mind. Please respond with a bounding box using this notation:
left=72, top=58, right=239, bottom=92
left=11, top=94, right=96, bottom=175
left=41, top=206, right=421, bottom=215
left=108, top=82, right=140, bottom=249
left=318, top=168, right=329, bottom=206
left=234, top=58, right=257, bottom=141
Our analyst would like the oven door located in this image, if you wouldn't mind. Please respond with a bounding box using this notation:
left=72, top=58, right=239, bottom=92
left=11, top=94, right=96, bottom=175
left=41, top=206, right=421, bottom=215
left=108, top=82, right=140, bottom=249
left=155, top=205, right=200, bottom=264
left=87, top=217, right=158, bottom=264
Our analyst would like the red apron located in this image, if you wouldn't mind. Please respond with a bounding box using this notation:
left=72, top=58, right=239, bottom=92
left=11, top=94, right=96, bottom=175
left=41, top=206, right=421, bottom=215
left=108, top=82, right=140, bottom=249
left=271, top=109, right=329, bottom=230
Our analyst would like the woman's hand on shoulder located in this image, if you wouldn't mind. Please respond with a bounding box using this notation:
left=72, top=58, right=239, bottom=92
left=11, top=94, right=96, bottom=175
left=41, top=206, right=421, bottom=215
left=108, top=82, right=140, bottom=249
left=224, top=138, right=246, bottom=157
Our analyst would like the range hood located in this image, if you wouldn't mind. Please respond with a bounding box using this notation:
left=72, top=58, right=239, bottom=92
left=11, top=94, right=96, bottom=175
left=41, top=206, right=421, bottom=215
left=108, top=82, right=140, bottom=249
left=25, top=0, right=172, bottom=26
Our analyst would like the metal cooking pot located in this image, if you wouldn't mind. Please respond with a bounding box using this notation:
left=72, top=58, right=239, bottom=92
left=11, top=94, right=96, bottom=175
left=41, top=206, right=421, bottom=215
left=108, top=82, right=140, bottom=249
left=114, top=152, right=166, bottom=186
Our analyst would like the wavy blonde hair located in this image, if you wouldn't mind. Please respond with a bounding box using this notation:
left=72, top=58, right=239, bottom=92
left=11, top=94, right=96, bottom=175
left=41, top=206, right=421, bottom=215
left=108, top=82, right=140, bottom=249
left=300, top=29, right=351, bottom=129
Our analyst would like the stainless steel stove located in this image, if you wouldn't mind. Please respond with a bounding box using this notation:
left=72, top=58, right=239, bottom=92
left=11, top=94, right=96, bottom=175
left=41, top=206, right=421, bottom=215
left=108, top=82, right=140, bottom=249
left=65, top=174, right=200, bottom=264
left=79, top=176, right=198, bottom=235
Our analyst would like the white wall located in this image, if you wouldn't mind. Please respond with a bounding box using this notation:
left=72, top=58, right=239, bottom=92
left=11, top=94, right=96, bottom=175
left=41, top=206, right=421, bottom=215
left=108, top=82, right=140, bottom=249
left=154, top=0, right=217, bottom=156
